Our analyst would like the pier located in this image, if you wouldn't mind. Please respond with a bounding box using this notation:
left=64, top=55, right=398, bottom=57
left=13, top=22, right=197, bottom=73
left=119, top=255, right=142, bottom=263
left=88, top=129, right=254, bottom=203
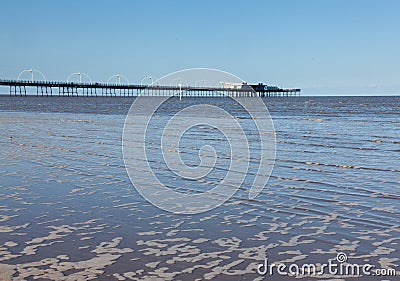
left=0, top=79, right=300, bottom=98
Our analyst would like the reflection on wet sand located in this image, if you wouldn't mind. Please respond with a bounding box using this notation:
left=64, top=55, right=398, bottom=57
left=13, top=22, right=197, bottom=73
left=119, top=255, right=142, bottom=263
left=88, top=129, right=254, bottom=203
left=0, top=96, right=399, bottom=280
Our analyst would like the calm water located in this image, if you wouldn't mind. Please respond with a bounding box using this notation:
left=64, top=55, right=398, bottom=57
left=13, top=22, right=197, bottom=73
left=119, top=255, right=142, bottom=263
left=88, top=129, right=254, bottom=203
left=0, top=96, right=399, bottom=280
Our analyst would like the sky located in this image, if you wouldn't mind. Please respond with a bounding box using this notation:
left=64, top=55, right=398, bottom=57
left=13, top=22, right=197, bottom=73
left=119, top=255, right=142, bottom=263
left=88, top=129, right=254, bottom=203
left=0, top=0, right=399, bottom=95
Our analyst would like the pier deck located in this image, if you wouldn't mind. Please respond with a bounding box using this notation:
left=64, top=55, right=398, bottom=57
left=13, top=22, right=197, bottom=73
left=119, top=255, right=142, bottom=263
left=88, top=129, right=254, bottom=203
left=0, top=79, right=300, bottom=97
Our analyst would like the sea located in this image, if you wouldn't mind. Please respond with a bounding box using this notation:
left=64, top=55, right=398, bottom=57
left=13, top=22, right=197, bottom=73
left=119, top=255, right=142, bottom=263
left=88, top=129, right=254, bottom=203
left=0, top=96, right=399, bottom=280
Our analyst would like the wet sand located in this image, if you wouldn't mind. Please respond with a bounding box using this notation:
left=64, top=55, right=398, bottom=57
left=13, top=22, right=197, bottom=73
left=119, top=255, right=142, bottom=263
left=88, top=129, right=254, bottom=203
left=0, top=96, right=399, bottom=280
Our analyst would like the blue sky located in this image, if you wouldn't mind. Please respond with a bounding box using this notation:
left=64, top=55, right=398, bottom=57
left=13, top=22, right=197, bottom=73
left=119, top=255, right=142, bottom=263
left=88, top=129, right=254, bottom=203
left=1, top=0, right=399, bottom=95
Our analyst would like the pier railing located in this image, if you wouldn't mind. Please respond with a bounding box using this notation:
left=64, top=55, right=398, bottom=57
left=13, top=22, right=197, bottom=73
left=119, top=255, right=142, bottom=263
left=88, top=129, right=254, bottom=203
left=0, top=79, right=300, bottom=97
